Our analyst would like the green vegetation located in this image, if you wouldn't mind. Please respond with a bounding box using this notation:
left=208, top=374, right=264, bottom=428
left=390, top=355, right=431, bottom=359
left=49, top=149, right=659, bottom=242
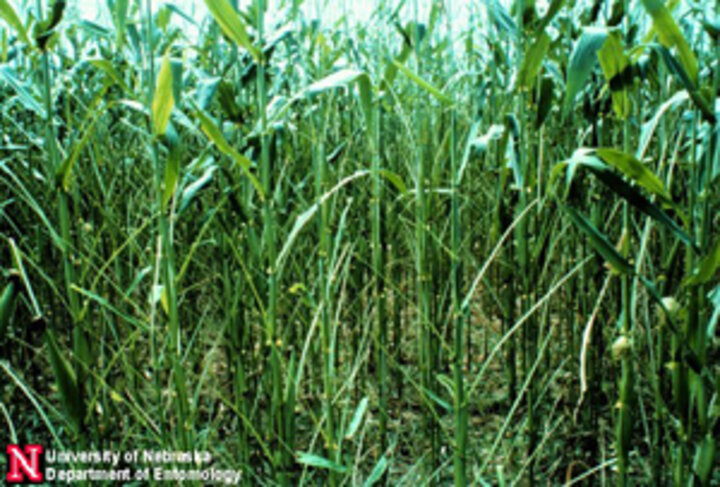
left=0, top=0, right=717, bottom=485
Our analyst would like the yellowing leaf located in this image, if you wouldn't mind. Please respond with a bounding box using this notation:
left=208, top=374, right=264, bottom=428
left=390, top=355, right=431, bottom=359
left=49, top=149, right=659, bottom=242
left=152, top=54, right=174, bottom=136
left=160, top=286, right=169, bottom=315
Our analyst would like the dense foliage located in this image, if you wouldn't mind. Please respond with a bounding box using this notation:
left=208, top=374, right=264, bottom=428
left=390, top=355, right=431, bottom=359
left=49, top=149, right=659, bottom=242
left=0, top=0, right=718, bottom=484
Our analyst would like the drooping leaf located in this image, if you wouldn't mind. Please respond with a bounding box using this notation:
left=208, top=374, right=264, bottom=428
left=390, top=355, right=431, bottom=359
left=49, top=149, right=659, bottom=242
left=305, top=69, right=368, bottom=96
left=392, top=60, right=452, bottom=105
left=306, top=69, right=374, bottom=130
left=178, top=166, right=215, bottom=214
left=296, top=452, right=348, bottom=474
left=587, top=165, right=695, bottom=250
left=645, top=44, right=715, bottom=122
left=564, top=27, right=608, bottom=112
left=594, top=148, right=672, bottom=204
left=563, top=205, right=634, bottom=275
left=377, top=169, right=408, bottom=195
left=152, top=53, right=174, bottom=136
left=640, top=0, right=698, bottom=85
left=0, top=0, right=29, bottom=43
left=193, top=104, right=263, bottom=196
left=203, top=0, right=259, bottom=60
left=381, top=21, right=425, bottom=92
left=276, top=170, right=372, bottom=268
left=637, top=90, right=689, bottom=158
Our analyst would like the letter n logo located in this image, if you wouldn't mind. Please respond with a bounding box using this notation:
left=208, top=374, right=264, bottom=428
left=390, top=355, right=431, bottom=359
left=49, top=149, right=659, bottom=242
left=6, top=445, right=44, bottom=483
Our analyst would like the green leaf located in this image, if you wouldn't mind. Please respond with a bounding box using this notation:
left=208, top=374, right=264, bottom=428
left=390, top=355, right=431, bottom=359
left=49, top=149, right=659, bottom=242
left=693, top=434, right=716, bottom=485
left=535, top=76, right=554, bottom=127
left=519, top=32, right=550, bottom=90
left=707, top=286, right=719, bottom=338
left=178, top=166, right=215, bottom=214
left=88, top=58, right=131, bottom=93
left=164, top=3, right=197, bottom=25
left=170, top=58, right=183, bottom=107
left=381, top=21, right=424, bottom=92
left=377, top=169, right=407, bottom=194
left=152, top=53, right=174, bottom=136
left=392, top=60, right=452, bottom=105
left=684, top=239, right=720, bottom=286
left=112, top=0, right=128, bottom=50
left=645, top=44, right=715, bottom=122
left=304, top=69, right=374, bottom=132
left=483, top=0, right=516, bottom=35
left=562, top=205, right=634, bottom=275
left=597, top=32, right=630, bottom=118
left=594, top=148, right=672, bottom=204
left=363, top=456, right=389, bottom=487
left=56, top=104, right=109, bottom=190
left=296, top=452, right=348, bottom=474
left=276, top=170, right=372, bottom=268
left=637, top=90, right=689, bottom=158
left=0, top=278, right=18, bottom=337
left=0, top=65, right=45, bottom=116
left=564, top=27, right=607, bottom=112
left=640, top=0, right=698, bottom=85
left=46, top=329, right=84, bottom=432
left=79, top=20, right=110, bottom=38
left=305, top=69, right=367, bottom=96
left=203, top=0, right=259, bottom=60
left=193, top=105, right=264, bottom=197
left=163, top=124, right=181, bottom=208
left=0, top=0, right=29, bottom=43
left=345, top=396, right=369, bottom=439
left=587, top=165, right=695, bottom=250
left=423, top=386, right=453, bottom=413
